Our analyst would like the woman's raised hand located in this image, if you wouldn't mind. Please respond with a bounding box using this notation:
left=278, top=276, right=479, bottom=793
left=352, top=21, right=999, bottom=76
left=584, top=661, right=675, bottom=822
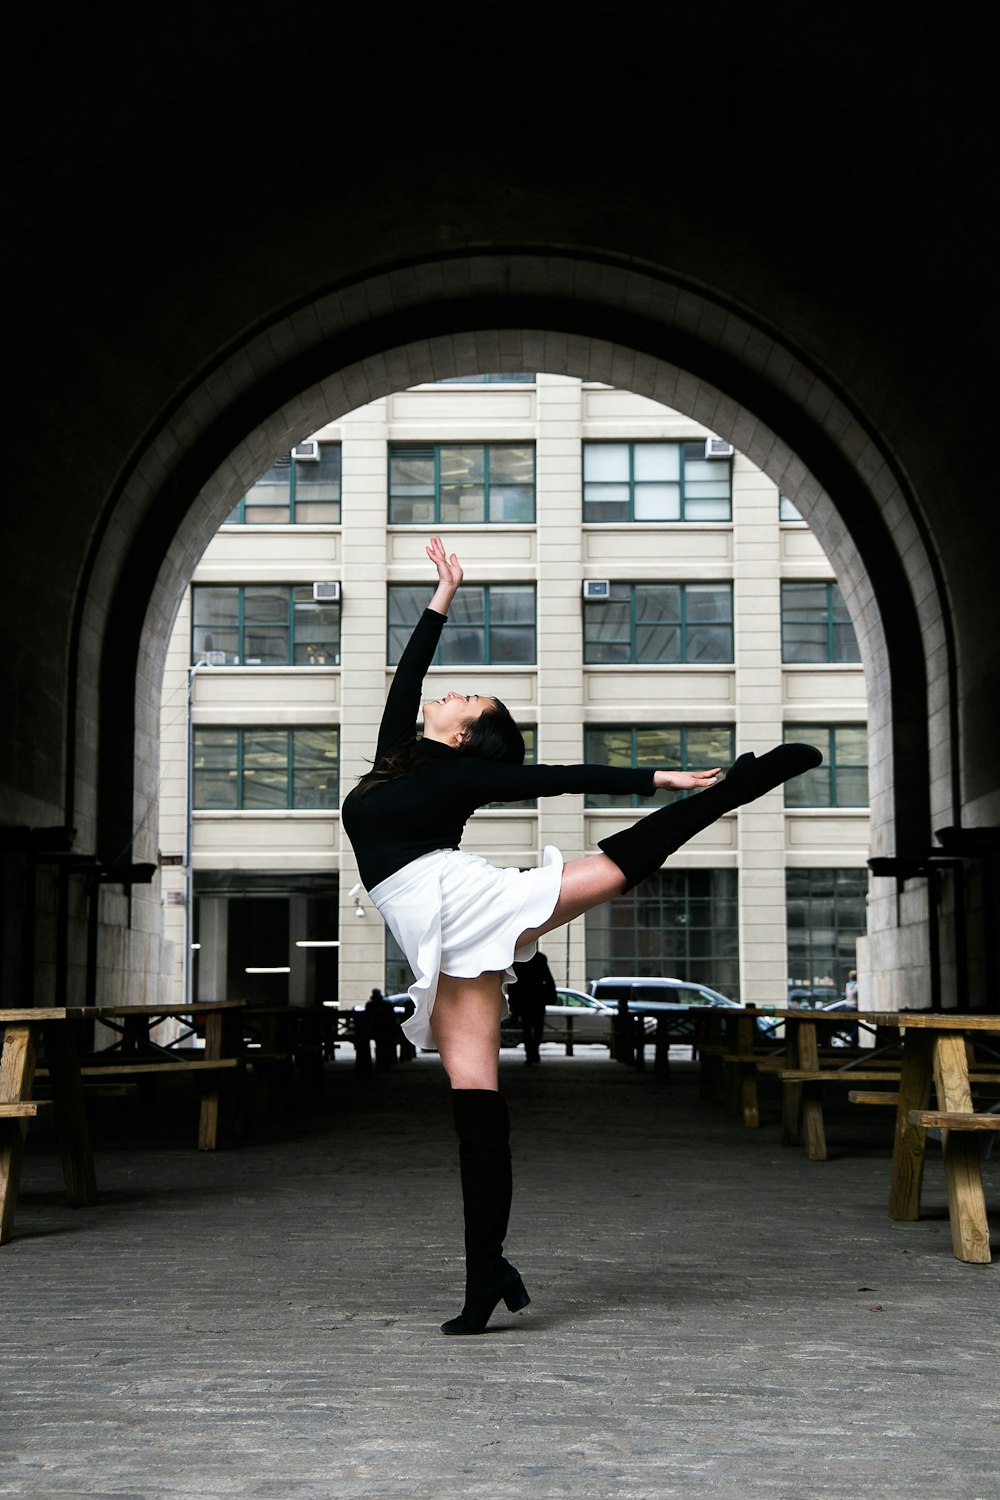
left=426, top=537, right=463, bottom=615
left=653, top=768, right=722, bottom=791
left=426, top=536, right=464, bottom=589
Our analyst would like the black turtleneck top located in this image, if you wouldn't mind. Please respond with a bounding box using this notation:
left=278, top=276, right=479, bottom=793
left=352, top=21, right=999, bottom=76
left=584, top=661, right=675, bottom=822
left=341, top=608, right=658, bottom=890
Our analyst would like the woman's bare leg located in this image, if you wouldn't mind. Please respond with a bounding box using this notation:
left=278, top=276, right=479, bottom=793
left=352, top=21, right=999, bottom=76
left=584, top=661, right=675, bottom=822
left=430, top=970, right=504, bottom=1090
left=517, top=853, right=627, bottom=948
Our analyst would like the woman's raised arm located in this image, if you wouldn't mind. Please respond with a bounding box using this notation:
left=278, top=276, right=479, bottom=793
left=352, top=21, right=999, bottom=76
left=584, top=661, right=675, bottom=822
left=427, top=535, right=463, bottom=616
left=375, top=539, right=462, bottom=758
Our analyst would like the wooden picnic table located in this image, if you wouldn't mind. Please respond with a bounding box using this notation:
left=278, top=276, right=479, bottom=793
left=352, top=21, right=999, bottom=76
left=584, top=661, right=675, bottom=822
left=870, top=1011, right=1000, bottom=1264
left=1, top=1006, right=99, bottom=1244
left=80, top=1000, right=248, bottom=1149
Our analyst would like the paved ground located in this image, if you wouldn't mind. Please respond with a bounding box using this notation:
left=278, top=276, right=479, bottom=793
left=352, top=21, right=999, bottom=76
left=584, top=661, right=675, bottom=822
left=3, top=1048, right=999, bottom=1500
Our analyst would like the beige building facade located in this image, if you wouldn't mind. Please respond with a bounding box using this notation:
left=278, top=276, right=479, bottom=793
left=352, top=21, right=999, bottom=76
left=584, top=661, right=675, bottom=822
left=157, top=375, right=870, bottom=1012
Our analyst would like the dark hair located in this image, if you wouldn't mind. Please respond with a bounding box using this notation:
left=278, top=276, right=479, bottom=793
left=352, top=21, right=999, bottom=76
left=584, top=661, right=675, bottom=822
left=457, top=698, right=525, bottom=765
left=355, top=697, right=524, bottom=796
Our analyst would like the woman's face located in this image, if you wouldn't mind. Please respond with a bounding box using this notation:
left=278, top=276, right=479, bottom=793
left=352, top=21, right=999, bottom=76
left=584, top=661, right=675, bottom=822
left=422, top=690, right=495, bottom=745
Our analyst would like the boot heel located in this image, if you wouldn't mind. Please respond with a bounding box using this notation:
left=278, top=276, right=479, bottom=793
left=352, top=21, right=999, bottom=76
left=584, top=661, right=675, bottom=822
left=503, top=1277, right=531, bottom=1312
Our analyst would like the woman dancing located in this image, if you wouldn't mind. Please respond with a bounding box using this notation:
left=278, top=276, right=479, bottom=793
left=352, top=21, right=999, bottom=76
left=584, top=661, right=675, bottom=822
left=341, top=537, right=821, bottom=1335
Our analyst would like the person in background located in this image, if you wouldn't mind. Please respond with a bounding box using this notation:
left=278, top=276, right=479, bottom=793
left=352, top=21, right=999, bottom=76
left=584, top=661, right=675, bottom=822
left=511, top=949, right=557, bottom=1065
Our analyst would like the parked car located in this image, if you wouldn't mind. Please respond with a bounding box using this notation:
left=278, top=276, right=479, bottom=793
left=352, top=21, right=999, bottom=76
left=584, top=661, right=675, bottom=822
left=541, top=987, right=618, bottom=1044
left=588, top=976, right=774, bottom=1037
left=818, top=996, right=860, bottom=1047
left=501, top=986, right=619, bottom=1047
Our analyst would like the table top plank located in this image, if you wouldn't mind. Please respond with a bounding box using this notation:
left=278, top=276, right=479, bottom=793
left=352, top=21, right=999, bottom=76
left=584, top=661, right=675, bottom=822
left=93, top=1000, right=247, bottom=1018
left=868, top=1012, right=1000, bottom=1030
left=0, top=1008, right=99, bottom=1022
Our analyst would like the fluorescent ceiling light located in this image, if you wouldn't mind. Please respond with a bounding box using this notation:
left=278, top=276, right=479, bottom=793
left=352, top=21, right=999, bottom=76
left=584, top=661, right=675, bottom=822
left=245, top=966, right=291, bottom=974
left=295, top=940, right=340, bottom=948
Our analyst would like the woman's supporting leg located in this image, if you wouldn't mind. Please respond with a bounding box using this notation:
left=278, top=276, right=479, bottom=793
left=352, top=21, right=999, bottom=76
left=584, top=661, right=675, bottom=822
left=430, top=971, right=530, bottom=1334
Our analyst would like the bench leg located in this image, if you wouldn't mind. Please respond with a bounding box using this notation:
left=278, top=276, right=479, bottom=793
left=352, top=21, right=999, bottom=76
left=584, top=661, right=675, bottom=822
left=0, top=1026, right=37, bottom=1244
left=42, top=1021, right=98, bottom=1207
left=801, top=1081, right=827, bottom=1161
left=781, top=1029, right=804, bottom=1145
left=934, top=1033, right=991, bottom=1264
left=889, top=1030, right=934, bottom=1221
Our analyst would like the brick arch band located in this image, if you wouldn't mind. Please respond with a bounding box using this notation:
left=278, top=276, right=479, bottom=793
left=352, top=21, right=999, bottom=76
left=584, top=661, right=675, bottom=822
left=71, top=252, right=951, bottom=872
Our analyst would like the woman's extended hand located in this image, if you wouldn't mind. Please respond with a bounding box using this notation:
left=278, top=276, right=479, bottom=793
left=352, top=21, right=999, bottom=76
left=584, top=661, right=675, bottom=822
left=652, top=768, right=722, bottom=791
left=426, top=536, right=463, bottom=613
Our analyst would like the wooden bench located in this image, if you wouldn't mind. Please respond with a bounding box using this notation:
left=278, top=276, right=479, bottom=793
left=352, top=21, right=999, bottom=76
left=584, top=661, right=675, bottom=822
left=909, top=1110, right=1000, bottom=1130
left=1, top=1008, right=99, bottom=1244
left=782, top=1067, right=1000, bottom=1161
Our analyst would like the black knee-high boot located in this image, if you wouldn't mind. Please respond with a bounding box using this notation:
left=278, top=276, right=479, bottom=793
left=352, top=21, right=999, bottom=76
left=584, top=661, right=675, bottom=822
left=441, top=1089, right=531, bottom=1335
left=599, top=742, right=823, bottom=891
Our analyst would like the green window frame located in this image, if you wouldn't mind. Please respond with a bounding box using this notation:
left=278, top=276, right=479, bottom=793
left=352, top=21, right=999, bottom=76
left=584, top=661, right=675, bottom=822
left=191, top=585, right=340, bottom=666
left=583, top=582, right=734, bottom=665
left=583, top=441, right=732, bottom=523
left=786, top=868, right=868, bottom=1001
left=780, top=582, right=861, bottom=663
left=387, top=584, right=536, bottom=666
left=387, top=443, right=536, bottom=524
left=585, top=870, right=740, bottom=997
left=226, top=444, right=342, bottom=524
left=783, top=725, right=869, bottom=807
left=192, top=727, right=340, bottom=810
left=584, top=725, right=736, bottom=807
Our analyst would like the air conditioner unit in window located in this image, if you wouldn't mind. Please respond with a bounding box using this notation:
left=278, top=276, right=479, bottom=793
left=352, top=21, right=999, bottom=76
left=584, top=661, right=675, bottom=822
left=205, top=650, right=227, bottom=667
left=583, top=580, right=611, bottom=601
left=292, top=439, right=321, bottom=462
left=312, top=581, right=341, bottom=602
left=704, top=436, right=735, bottom=459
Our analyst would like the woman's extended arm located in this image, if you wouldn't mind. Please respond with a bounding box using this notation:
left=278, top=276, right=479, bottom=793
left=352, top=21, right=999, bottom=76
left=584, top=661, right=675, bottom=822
left=447, top=759, right=721, bottom=804
left=375, top=538, right=463, bottom=758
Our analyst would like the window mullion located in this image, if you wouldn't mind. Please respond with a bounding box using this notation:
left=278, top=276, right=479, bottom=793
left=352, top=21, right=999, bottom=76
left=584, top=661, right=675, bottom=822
left=629, top=586, right=638, bottom=661
left=482, top=445, right=490, bottom=524
left=287, top=729, right=293, bottom=809
left=679, top=444, right=686, bottom=521
left=628, top=442, right=636, bottom=522
left=236, top=730, right=244, bottom=811
left=289, top=455, right=297, bottom=521
left=484, top=587, right=492, bottom=665
left=238, top=587, right=246, bottom=666
left=680, top=586, right=687, bottom=661
left=287, top=587, right=294, bottom=665
left=434, top=447, right=442, bottom=525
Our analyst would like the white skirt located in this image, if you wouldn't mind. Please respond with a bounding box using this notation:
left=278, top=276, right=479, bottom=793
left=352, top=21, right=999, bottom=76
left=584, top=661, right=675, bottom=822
left=369, top=846, right=564, bottom=1051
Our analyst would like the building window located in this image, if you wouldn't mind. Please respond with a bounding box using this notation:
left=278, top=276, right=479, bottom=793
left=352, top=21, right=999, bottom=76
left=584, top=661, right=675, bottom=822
left=388, top=443, right=535, bottom=524
left=226, top=444, right=342, bottom=524
left=779, top=492, right=804, bottom=521
left=784, top=725, right=869, bottom=807
left=583, top=582, right=733, bottom=665
left=192, top=728, right=339, bottom=810
left=191, top=585, right=340, bottom=666
left=387, top=584, right=536, bottom=665
left=585, top=870, right=740, bottom=997
left=786, top=868, right=868, bottom=1001
left=434, top=373, right=536, bottom=384
left=584, top=725, right=735, bottom=807
left=583, top=441, right=731, bottom=523
left=780, top=582, right=861, bottom=663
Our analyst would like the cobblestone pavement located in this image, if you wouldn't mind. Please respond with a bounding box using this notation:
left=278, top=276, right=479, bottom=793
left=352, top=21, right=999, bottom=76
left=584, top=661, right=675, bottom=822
left=2, top=1051, right=999, bottom=1500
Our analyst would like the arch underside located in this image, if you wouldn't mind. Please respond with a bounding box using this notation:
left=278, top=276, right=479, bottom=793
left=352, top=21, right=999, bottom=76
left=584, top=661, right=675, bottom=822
left=77, top=256, right=943, bottom=879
